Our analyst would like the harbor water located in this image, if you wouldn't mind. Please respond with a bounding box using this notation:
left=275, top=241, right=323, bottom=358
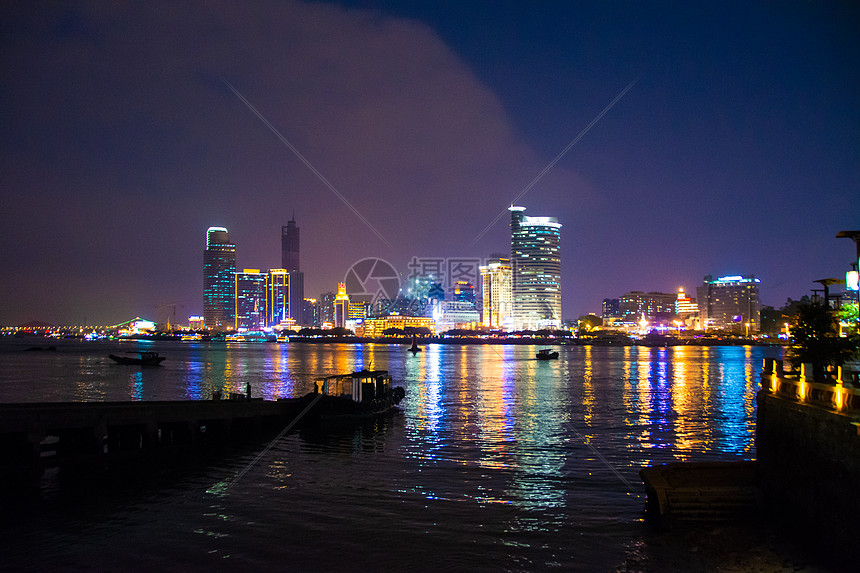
left=0, top=340, right=799, bottom=571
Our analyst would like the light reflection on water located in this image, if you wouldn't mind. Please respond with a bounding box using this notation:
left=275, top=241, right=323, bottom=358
left=0, top=339, right=784, bottom=571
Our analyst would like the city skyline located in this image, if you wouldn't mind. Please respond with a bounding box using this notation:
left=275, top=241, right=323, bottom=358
left=1, top=2, right=858, bottom=325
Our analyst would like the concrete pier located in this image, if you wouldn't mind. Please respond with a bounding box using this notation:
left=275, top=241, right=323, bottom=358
left=0, top=398, right=308, bottom=488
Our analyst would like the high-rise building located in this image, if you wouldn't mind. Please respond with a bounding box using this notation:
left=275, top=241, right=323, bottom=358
left=697, top=274, right=761, bottom=332
left=234, top=269, right=266, bottom=330
left=280, top=218, right=304, bottom=325
left=302, top=298, right=320, bottom=328
left=480, top=258, right=512, bottom=329
left=334, top=282, right=350, bottom=328
left=204, top=226, right=236, bottom=330
left=281, top=218, right=300, bottom=272
left=509, top=206, right=562, bottom=330
left=320, top=291, right=335, bottom=327
left=267, top=269, right=291, bottom=326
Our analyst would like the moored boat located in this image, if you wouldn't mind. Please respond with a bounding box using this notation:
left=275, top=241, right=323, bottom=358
left=536, top=348, right=559, bottom=360
left=306, top=369, right=405, bottom=423
left=108, top=351, right=166, bottom=366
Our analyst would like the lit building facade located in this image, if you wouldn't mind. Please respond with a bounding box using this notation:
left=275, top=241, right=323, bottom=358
left=360, top=315, right=436, bottom=337
left=320, top=291, right=335, bottom=327
left=480, top=258, right=512, bottom=329
left=619, top=291, right=677, bottom=322
left=452, top=281, right=476, bottom=305
left=267, top=269, right=291, bottom=326
left=203, top=226, right=236, bottom=330
left=234, top=269, right=267, bottom=330
left=696, top=274, right=761, bottom=332
left=510, top=206, right=562, bottom=330
left=334, top=282, right=350, bottom=328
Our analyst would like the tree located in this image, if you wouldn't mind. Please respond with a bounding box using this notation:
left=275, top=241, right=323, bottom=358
left=789, top=302, right=858, bottom=380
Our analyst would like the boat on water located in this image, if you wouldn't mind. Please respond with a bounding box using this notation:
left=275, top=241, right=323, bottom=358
left=536, top=348, right=559, bottom=360
left=304, top=369, right=405, bottom=423
left=108, top=351, right=166, bottom=366
left=408, top=334, right=421, bottom=353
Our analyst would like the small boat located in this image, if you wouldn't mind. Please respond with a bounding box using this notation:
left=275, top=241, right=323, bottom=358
left=408, top=334, right=421, bottom=353
left=305, top=369, right=405, bottom=423
left=536, top=348, right=559, bottom=360
left=108, top=351, right=166, bottom=366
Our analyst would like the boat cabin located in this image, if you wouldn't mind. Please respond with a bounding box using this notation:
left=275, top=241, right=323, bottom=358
left=316, top=370, right=392, bottom=403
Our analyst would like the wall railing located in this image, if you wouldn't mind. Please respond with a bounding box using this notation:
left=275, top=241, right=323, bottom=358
left=760, top=358, right=860, bottom=415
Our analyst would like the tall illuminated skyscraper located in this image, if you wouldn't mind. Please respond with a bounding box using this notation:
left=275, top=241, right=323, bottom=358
left=281, top=217, right=304, bottom=325
left=204, top=226, right=236, bottom=330
left=234, top=269, right=266, bottom=330
left=480, top=257, right=512, bottom=329
left=334, top=282, right=350, bottom=328
left=267, top=269, right=291, bottom=326
left=509, top=206, right=562, bottom=330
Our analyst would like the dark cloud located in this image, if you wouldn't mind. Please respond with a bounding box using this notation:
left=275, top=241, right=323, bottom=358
left=1, top=1, right=858, bottom=325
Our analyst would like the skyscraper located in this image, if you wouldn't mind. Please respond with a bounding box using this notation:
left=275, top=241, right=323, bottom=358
left=281, top=218, right=304, bottom=325
left=267, top=269, right=291, bottom=326
left=509, top=206, right=562, bottom=330
left=203, top=226, right=236, bottom=330
left=281, top=218, right=300, bottom=272
left=234, top=269, right=266, bottom=330
left=479, top=257, right=512, bottom=329
left=334, top=282, right=350, bottom=328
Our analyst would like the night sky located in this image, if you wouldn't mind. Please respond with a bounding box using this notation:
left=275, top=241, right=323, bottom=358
left=2, top=1, right=858, bottom=326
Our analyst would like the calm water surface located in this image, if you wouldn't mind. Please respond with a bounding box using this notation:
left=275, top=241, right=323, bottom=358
left=0, top=340, right=782, bottom=571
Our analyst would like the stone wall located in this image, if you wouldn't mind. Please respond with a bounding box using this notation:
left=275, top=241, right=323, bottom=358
left=757, top=359, right=860, bottom=549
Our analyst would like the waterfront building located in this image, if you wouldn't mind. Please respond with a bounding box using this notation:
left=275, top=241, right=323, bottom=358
left=234, top=269, right=267, bottom=330
left=602, top=298, right=620, bottom=319
left=452, top=281, right=476, bottom=305
left=433, top=301, right=481, bottom=333
left=203, top=226, right=236, bottom=330
left=280, top=218, right=304, bottom=325
left=267, top=269, right=291, bottom=326
left=480, top=258, right=512, bottom=329
left=287, top=270, right=304, bottom=325
left=675, top=287, right=699, bottom=328
left=302, top=298, right=320, bottom=328
left=349, top=300, right=369, bottom=321
left=696, top=274, right=761, bottom=332
left=619, top=291, right=677, bottom=323
left=334, top=282, right=350, bottom=328
left=360, top=314, right=436, bottom=338
left=320, top=291, right=335, bottom=327
left=509, top=206, right=562, bottom=330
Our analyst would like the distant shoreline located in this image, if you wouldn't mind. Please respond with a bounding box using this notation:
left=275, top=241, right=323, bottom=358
left=1, top=333, right=785, bottom=347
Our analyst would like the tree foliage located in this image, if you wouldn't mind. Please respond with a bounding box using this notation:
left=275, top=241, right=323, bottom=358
left=789, top=302, right=859, bottom=380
